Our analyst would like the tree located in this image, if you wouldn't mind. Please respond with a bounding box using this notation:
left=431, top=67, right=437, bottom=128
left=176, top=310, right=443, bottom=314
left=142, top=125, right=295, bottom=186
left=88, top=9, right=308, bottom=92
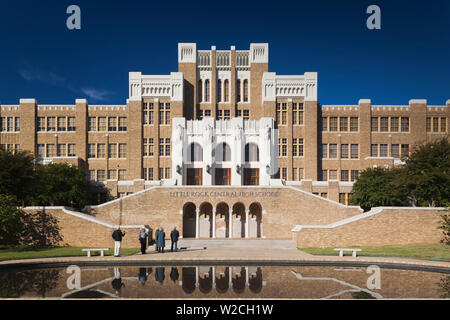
left=397, top=138, right=450, bottom=207
left=439, top=205, right=450, bottom=245
left=0, top=149, right=37, bottom=206
left=0, top=195, right=26, bottom=245
left=34, top=163, right=91, bottom=210
left=349, top=167, right=409, bottom=211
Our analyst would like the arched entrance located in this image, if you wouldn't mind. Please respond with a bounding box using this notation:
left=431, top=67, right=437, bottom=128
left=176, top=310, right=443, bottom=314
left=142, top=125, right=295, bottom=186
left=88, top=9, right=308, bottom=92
left=199, top=202, right=213, bottom=238
left=232, top=202, right=246, bottom=238
left=249, top=202, right=262, bottom=238
left=216, top=202, right=229, bottom=238
left=182, top=202, right=196, bottom=238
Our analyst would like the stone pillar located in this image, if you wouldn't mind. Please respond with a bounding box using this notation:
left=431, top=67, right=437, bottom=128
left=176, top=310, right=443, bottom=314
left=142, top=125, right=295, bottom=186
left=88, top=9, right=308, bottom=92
left=195, top=208, right=200, bottom=239
left=195, top=266, right=199, bottom=288
left=212, top=266, right=216, bottom=288
left=245, top=209, right=249, bottom=238
left=212, top=208, right=216, bottom=238
left=228, top=209, right=233, bottom=238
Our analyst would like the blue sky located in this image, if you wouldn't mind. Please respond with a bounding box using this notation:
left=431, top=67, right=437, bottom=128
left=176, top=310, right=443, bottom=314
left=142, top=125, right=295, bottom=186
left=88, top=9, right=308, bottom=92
left=0, top=0, right=448, bottom=105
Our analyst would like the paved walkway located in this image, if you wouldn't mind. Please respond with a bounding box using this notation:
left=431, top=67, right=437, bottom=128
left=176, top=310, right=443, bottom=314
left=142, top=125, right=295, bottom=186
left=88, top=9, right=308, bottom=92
left=1, top=247, right=449, bottom=272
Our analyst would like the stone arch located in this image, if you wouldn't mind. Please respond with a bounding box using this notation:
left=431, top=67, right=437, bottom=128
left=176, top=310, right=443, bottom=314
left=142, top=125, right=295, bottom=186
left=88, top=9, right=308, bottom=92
left=248, top=202, right=262, bottom=238
left=182, top=202, right=196, bottom=238
left=188, top=142, right=203, bottom=162
left=199, top=202, right=213, bottom=238
left=249, top=267, right=263, bottom=293
left=215, top=202, right=229, bottom=238
left=215, top=142, right=231, bottom=162
left=198, top=267, right=213, bottom=294
left=232, top=202, right=246, bottom=238
left=232, top=267, right=246, bottom=294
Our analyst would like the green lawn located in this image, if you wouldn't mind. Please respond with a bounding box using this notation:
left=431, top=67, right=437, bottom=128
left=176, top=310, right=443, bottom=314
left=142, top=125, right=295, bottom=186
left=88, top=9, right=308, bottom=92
left=0, top=246, right=140, bottom=262
left=300, top=243, right=450, bottom=262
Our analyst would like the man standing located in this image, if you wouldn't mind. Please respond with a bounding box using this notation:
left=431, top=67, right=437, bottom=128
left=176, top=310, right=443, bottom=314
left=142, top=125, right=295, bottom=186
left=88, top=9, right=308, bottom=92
left=138, top=228, right=148, bottom=254
left=156, top=227, right=166, bottom=253
left=170, top=226, right=180, bottom=252
left=112, top=227, right=126, bottom=257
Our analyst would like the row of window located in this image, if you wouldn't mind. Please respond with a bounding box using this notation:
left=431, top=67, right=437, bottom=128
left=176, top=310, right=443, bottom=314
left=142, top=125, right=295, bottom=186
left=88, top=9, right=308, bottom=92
left=198, top=79, right=249, bottom=103
left=142, top=167, right=171, bottom=181
left=37, top=116, right=76, bottom=132
left=320, top=169, right=360, bottom=182
left=276, top=102, right=304, bottom=126
left=88, top=169, right=127, bottom=182
left=371, top=143, right=409, bottom=158
left=143, top=138, right=171, bottom=157
left=142, top=102, right=171, bottom=126
left=196, top=109, right=250, bottom=120
left=37, top=143, right=76, bottom=158
left=320, top=144, right=359, bottom=159
left=88, top=143, right=127, bottom=159
left=371, top=116, right=409, bottom=132
left=426, top=117, right=447, bottom=133
left=0, top=117, right=20, bottom=132
left=321, top=116, right=359, bottom=132
left=0, top=144, right=20, bottom=153
left=88, top=116, right=127, bottom=132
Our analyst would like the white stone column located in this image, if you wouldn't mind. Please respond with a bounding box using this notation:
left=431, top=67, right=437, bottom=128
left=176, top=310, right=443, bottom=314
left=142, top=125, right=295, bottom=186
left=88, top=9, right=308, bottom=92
left=195, top=266, right=199, bottom=288
left=195, top=208, right=200, bottom=239
left=228, top=209, right=233, bottom=238
left=245, top=209, right=249, bottom=238
left=245, top=267, right=249, bottom=287
left=212, top=266, right=216, bottom=288
left=212, top=208, right=216, bottom=238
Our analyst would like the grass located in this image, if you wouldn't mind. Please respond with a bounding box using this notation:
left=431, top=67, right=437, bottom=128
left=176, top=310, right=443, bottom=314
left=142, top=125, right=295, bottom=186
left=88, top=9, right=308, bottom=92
left=0, top=246, right=140, bottom=262
left=300, top=243, right=450, bottom=262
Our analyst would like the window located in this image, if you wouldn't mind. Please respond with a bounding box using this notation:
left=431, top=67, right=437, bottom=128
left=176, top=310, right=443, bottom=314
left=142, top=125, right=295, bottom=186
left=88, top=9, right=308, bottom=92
left=57, top=144, right=66, bottom=157
left=292, top=138, right=304, bottom=157
left=276, top=103, right=281, bottom=124
left=7, top=117, right=13, bottom=131
left=341, top=144, right=349, bottom=159
left=198, top=80, right=203, bottom=102
left=339, top=193, right=347, bottom=205
left=204, top=110, right=211, bottom=117
left=390, top=117, right=399, bottom=132
left=350, top=170, right=359, bottom=181
left=88, top=144, right=96, bottom=158
left=350, top=117, right=358, bottom=132
left=441, top=117, right=447, bottom=132
left=159, top=139, right=170, bottom=157
left=189, top=143, right=203, bottom=162
left=108, top=117, right=117, bottom=131
left=205, top=80, right=210, bottom=102
left=292, top=103, right=304, bottom=125
left=371, top=117, right=378, bottom=132
left=401, top=117, right=409, bottom=132
left=245, top=143, right=259, bottom=162
left=380, top=117, right=388, bottom=132
left=98, top=117, right=106, bottom=131
left=433, top=117, right=439, bottom=132
left=224, top=79, right=229, bottom=102
left=165, top=168, right=171, bottom=179
left=47, top=117, right=56, bottom=131
left=68, top=116, right=75, bottom=131
left=108, top=169, right=117, bottom=180
left=97, top=170, right=105, bottom=182
left=118, top=117, right=127, bottom=131
left=88, top=170, right=95, bottom=182
left=88, top=117, right=97, bottom=131
left=236, top=80, right=241, bottom=102
left=321, top=117, right=328, bottom=131
left=329, top=170, right=337, bottom=180
left=329, top=117, right=338, bottom=131
left=391, top=144, right=399, bottom=158
left=350, top=144, right=359, bottom=159
left=216, top=109, right=223, bottom=120
left=224, top=110, right=230, bottom=120
left=57, top=117, right=66, bottom=131
left=165, top=138, right=171, bottom=156
left=243, top=79, right=249, bottom=102
left=14, top=117, right=20, bottom=132
left=340, top=170, right=349, bottom=181
left=159, top=168, right=164, bottom=180
left=401, top=144, right=409, bottom=157
left=292, top=168, right=304, bottom=181
left=242, top=109, right=249, bottom=120
left=118, top=169, right=126, bottom=181
left=159, top=103, right=170, bottom=125
left=217, top=79, right=222, bottom=102
left=68, top=144, right=76, bottom=157
left=37, top=117, right=45, bottom=132
left=216, top=143, right=231, bottom=161
left=97, top=143, right=106, bottom=158
left=108, top=143, right=117, bottom=158
left=142, top=168, right=153, bottom=181
left=339, top=117, right=348, bottom=131
left=0, top=117, right=5, bottom=131
left=118, top=143, right=127, bottom=158
left=371, top=144, right=378, bottom=157
left=380, top=144, right=388, bottom=157
left=320, top=170, right=327, bottom=181
left=281, top=103, right=287, bottom=125
left=329, top=144, right=337, bottom=158
left=143, top=102, right=154, bottom=125
left=46, top=144, right=55, bottom=157
left=320, top=144, right=328, bottom=158
left=279, top=138, right=287, bottom=157
left=37, top=144, right=45, bottom=158
left=281, top=168, right=287, bottom=180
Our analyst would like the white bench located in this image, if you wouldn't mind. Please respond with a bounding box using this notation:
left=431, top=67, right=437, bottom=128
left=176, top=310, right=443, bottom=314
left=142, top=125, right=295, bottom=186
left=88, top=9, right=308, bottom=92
left=82, top=248, right=110, bottom=257
left=334, top=248, right=361, bottom=257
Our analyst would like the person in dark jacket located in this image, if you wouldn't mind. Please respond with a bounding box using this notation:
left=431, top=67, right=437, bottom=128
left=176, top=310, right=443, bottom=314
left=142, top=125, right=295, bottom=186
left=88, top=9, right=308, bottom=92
left=155, top=228, right=160, bottom=252
left=156, top=227, right=165, bottom=253
left=112, top=227, right=126, bottom=257
left=170, top=226, right=180, bottom=252
left=138, top=228, right=148, bottom=254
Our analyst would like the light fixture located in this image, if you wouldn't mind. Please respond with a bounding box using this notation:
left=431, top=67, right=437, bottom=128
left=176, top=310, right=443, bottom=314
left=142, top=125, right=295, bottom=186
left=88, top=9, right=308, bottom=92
left=236, top=164, right=241, bottom=174
left=206, top=164, right=211, bottom=174
left=176, top=165, right=182, bottom=174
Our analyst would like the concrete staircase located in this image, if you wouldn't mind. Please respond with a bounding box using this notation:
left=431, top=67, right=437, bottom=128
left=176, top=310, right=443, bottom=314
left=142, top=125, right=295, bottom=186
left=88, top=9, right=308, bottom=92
left=171, top=239, right=297, bottom=250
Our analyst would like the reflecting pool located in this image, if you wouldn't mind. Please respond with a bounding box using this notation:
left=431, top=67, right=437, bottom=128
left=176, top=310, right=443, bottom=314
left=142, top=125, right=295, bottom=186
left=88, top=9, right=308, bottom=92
left=0, top=265, right=448, bottom=299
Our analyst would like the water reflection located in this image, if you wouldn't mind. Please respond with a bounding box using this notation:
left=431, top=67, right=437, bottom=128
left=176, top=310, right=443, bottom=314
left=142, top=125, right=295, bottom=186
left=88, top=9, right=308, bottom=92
left=0, top=265, right=448, bottom=299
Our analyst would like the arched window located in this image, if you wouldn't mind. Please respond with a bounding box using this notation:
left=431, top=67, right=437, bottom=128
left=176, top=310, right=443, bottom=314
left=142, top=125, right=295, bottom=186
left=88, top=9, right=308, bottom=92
left=243, top=79, right=249, bottom=102
left=189, top=143, right=203, bottom=162
left=217, top=79, right=222, bottom=102
left=224, top=79, right=229, bottom=102
left=198, top=80, right=203, bottom=102
left=205, top=79, right=210, bottom=102
left=236, top=79, right=241, bottom=102
left=245, top=143, right=259, bottom=162
left=216, top=142, right=231, bottom=162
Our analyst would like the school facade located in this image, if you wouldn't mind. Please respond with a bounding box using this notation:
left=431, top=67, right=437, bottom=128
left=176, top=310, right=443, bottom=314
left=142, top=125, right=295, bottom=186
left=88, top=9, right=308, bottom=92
left=2, top=42, right=448, bottom=246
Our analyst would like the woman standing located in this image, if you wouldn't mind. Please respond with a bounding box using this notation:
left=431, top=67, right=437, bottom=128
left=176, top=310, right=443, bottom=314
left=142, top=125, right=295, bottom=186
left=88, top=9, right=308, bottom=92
left=157, top=227, right=166, bottom=253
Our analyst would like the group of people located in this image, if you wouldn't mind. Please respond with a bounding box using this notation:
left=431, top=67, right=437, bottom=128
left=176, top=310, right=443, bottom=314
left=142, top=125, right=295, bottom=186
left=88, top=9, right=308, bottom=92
left=112, top=226, right=179, bottom=257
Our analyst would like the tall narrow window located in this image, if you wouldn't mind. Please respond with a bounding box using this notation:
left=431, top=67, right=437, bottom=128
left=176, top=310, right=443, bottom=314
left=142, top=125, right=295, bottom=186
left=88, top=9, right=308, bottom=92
left=14, top=117, right=20, bottom=132
left=198, top=80, right=203, bottom=102
left=237, top=80, right=241, bottom=102
left=224, top=79, right=229, bottom=102
left=189, top=143, right=203, bottom=162
left=245, top=143, right=259, bottom=162
left=216, top=143, right=231, bottom=161
left=401, top=117, right=409, bottom=132
left=341, top=144, right=349, bottom=158
left=108, top=117, right=117, bottom=131
left=390, top=117, right=399, bottom=132
left=243, top=79, right=249, bottom=102
left=68, top=144, right=76, bottom=157
left=217, top=79, right=222, bottom=102
left=205, top=79, right=210, bottom=102
left=321, top=117, right=328, bottom=131
left=350, top=144, right=359, bottom=159
left=433, top=117, right=439, bottom=132
left=57, top=144, right=66, bottom=157
left=118, top=117, right=127, bottom=131
left=108, top=143, right=117, bottom=158
left=58, top=117, right=67, bottom=131
left=47, top=117, right=56, bottom=131
left=380, top=117, right=388, bottom=132
left=67, top=116, right=75, bottom=131
left=329, top=144, right=337, bottom=159
left=441, top=117, right=447, bottom=132
left=329, top=117, right=338, bottom=131
left=118, top=143, right=127, bottom=158
left=350, top=117, right=358, bottom=131
left=88, top=117, right=97, bottom=131
left=371, top=117, right=378, bottom=132
left=98, top=117, right=106, bottom=131
left=339, top=117, right=348, bottom=131
left=281, top=103, right=287, bottom=125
